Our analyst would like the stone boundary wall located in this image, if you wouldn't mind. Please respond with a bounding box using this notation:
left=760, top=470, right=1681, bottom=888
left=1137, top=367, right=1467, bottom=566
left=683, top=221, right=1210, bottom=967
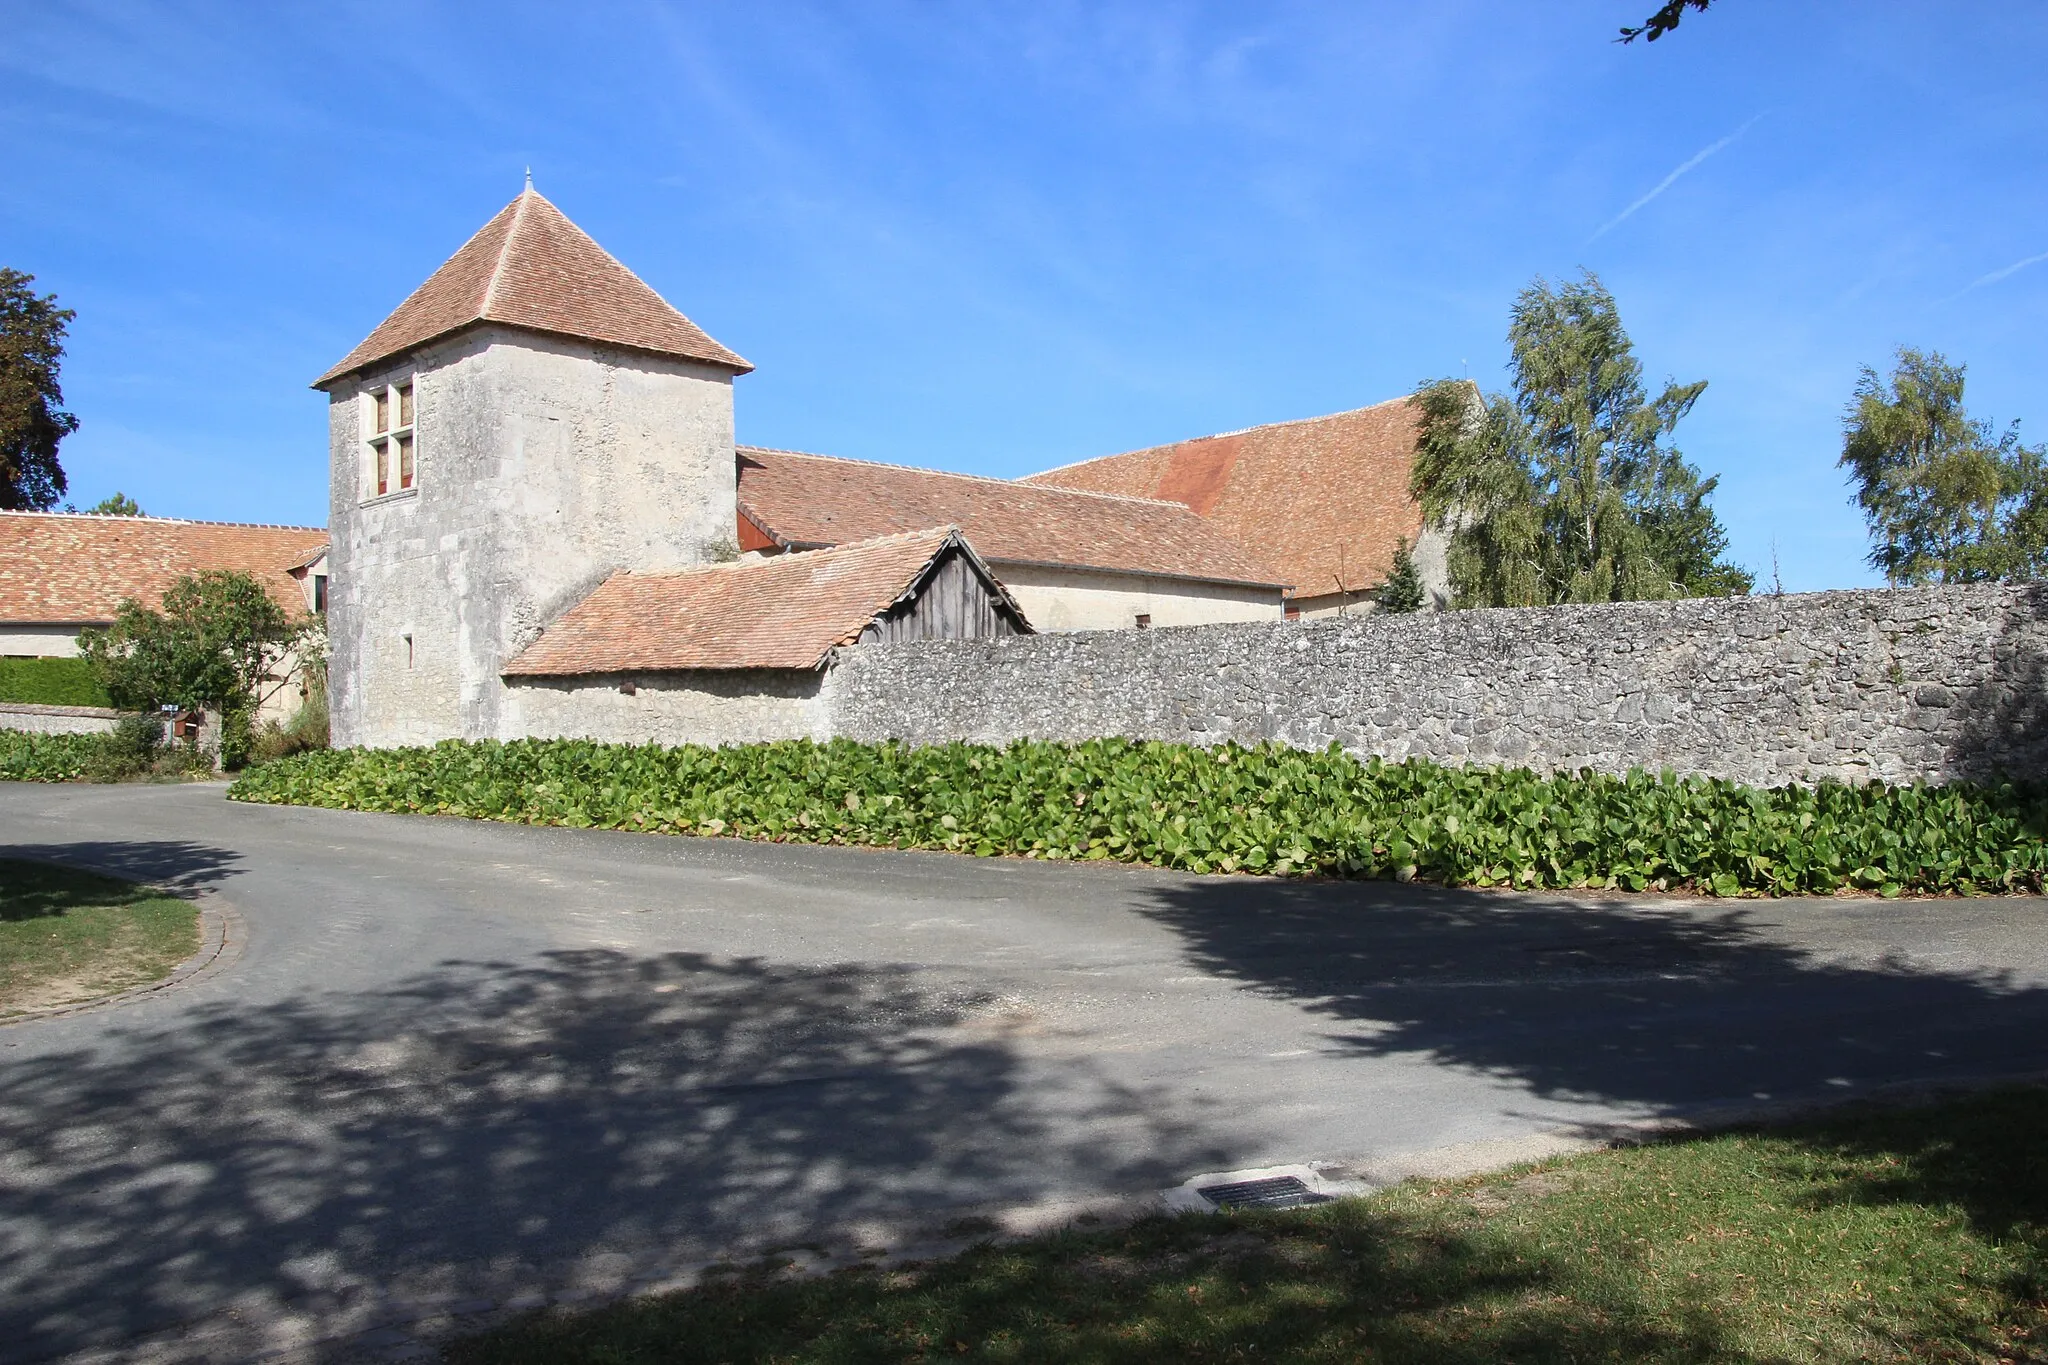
left=824, top=584, right=2048, bottom=787
left=0, top=701, right=125, bottom=737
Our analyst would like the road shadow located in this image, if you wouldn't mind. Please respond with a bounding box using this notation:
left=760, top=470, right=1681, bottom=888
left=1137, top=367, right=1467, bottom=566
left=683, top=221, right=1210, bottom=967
left=0, top=948, right=1235, bottom=1363
left=3, top=839, right=243, bottom=896
left=1135, top=878, right=2048, bottom=1115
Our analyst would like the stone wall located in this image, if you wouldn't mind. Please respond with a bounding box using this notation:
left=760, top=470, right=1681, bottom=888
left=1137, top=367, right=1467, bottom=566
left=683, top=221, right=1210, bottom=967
left=0, top=702, right=124, bottom=736
left=824, top=584, right=2048, bottom=787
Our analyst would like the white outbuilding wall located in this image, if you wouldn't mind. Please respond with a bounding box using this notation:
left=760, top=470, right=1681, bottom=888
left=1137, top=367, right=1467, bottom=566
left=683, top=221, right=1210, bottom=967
left=993, top=564, right=1283, bottom=632
left=0, top=624, right=86, bottom=657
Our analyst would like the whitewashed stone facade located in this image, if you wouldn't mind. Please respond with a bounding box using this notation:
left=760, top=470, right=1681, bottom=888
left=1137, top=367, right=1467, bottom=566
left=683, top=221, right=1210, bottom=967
left=326, top=328, right=740, bottom=748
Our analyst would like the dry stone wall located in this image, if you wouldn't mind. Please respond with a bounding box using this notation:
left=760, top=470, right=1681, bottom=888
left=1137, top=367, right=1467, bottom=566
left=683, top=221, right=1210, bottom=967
left=824, top=584, right=2048, bottom=787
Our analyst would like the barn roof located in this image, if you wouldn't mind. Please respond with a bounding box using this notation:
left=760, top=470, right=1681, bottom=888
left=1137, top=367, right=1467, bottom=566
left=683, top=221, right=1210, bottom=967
left=736, top=447, right=1288, bottom=590
left=1023, top=395, right=1425, bottom=600
left=0, top=511, right=328, bottom=624
left=504, top=527, right=1024, bottom=676
left=313, top=187, right=750, bottom=388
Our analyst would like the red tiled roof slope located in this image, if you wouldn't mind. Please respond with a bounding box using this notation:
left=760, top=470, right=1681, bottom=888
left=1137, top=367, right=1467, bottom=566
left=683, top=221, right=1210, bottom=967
left=314, top=188, right=750, bottom=388
left=0, top=513, right=327, bottom=623
left=1024, top=396, right=1424, bottom=598
left=506, top=528, right=1009, bottom=675
left=736, top=448, right=1286, bottom=589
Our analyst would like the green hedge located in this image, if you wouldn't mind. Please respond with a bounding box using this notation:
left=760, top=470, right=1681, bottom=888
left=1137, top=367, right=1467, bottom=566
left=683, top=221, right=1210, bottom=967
left=0, top=730, right=104, bottom=782
left=0, top=657, right=111, bottom=708
left=226, top=737, right=2048, bottom=897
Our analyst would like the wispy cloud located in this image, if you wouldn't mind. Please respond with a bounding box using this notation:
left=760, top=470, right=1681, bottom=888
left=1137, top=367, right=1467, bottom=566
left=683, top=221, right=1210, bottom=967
left=1946, top=248, right=2048, bottom=301
left=1589, top=113, right=1765, bottom=243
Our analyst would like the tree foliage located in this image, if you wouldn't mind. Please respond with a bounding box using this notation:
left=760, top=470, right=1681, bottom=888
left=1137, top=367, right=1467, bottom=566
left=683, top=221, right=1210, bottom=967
left=1373, top=538, right=1427, bottom=613
left=1619, top=0, right=1711, bottom=44
left=1840, top=348, right=2048, bottom=586
left=78, top=570, right=307, bottom=718
left=1411, top=271, right=1751, bottom=609
left=84, top=491, right=142, bottom=516
left=0, top=269, right=78, bottom=511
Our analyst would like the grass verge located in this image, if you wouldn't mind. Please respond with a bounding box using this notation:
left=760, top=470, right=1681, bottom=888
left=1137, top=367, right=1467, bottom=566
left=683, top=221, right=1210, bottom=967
left=0, top=858, right=201, bottom=1017
left=451, top=1086, right=2048, bottom=1364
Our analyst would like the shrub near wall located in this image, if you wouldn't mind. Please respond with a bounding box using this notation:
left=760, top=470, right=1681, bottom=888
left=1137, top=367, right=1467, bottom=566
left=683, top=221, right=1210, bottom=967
left=0, top=658, right=112, bottom=708
left=228, top=737, right=2048, bottom=897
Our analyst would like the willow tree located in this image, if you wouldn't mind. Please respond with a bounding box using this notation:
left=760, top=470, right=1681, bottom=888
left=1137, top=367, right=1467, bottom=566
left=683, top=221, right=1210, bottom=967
left=1411, top=271, right=1750, bottom=608
left=1840, top=348, right=2048, bottom=585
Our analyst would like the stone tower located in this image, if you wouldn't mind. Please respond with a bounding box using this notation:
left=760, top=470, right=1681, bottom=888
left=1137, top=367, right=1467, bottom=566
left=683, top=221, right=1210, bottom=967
left=312, top=188, right=751, bottom=747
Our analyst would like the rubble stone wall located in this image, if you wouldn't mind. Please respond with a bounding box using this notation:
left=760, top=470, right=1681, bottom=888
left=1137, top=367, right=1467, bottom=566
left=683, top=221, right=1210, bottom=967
left=824, top=584, right=2048, bottom=787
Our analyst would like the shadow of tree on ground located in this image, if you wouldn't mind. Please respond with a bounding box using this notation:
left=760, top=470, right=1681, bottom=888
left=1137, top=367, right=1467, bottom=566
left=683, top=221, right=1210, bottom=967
left=1135, top=877, right=2048, bottom=1114
left=454, top=1087, right=2048, bottom=1365
left=4, top=839, right=244, bottom=897
left=0, top=857, right=191, bottom=923
left=0, top=945, right=1235, bottom=1363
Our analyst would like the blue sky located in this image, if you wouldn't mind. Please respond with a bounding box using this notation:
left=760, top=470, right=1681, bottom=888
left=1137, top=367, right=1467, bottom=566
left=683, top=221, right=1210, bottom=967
left=3, top=2, right=2043, bottom=591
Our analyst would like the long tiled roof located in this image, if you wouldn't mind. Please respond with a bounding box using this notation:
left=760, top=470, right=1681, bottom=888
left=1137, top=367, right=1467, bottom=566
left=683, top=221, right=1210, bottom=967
left=313, top=188, right=750, bottom=388
left=506, top=527, right=1018, bottom=675
left=0, top=512, right=327, bottom=624
left=736, top=447, right=1288, bottom=589
left=1024, top=396, right=1425, bottom=599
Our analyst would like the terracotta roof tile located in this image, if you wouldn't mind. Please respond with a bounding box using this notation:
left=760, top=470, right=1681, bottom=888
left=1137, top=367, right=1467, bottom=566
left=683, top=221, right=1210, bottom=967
left=736, top=448, right=1287, bottom=589
left=506, top=528, right=1020, bottom=675
left=0, top=512, right=328, bottom=624
left=314, top=188, right=750, bottom=388
left=1024, top=396, right=1424, bottom=599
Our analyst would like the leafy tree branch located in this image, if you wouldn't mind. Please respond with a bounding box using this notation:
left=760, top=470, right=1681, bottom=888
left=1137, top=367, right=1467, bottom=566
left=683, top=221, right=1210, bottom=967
left=1619, top=0, right=1711, bottom=44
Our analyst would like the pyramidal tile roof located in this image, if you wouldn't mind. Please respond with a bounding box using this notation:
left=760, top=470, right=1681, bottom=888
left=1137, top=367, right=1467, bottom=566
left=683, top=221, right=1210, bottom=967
left=505, top=527, right=1024, bottom=675
left=313, top=188, right=750, bottom=388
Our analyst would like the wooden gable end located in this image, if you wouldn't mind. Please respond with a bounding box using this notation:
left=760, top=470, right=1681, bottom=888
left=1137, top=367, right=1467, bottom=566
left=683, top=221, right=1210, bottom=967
left=859, top=541, right=1029, bottom=645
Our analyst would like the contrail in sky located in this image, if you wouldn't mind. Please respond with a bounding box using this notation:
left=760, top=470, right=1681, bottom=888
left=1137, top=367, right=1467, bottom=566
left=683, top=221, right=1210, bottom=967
left=1589, top=113, right=1765, bottom=243
left=1959, top=249, right=2048, bottom=294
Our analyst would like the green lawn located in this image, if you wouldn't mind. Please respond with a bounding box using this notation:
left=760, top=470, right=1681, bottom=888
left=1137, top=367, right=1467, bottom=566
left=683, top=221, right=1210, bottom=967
left=451, top=1087, right=2048, bottom=1364
left=0, top=859, right=201, bottom=1016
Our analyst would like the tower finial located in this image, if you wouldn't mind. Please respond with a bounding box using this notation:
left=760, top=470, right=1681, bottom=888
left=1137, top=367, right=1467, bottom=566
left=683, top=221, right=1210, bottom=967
left=524, top=165, right=533, bottom=190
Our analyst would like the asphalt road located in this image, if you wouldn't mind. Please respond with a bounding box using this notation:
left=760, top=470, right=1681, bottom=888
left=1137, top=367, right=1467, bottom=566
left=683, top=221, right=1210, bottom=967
left=4, top=780, right=2047, bottom=1362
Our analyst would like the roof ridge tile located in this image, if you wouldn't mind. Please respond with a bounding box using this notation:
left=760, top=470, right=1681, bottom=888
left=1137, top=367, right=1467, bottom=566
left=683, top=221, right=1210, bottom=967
left=477, top=187, right=529, bottom=317
left=0, top=510, right=326, bottom=532
left=735, top=445, right=1198, bottom=511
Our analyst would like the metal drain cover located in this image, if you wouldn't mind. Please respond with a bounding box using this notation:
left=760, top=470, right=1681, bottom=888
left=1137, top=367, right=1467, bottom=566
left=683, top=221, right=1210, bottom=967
left=1194, top=1175, right=1332, bottom=1210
